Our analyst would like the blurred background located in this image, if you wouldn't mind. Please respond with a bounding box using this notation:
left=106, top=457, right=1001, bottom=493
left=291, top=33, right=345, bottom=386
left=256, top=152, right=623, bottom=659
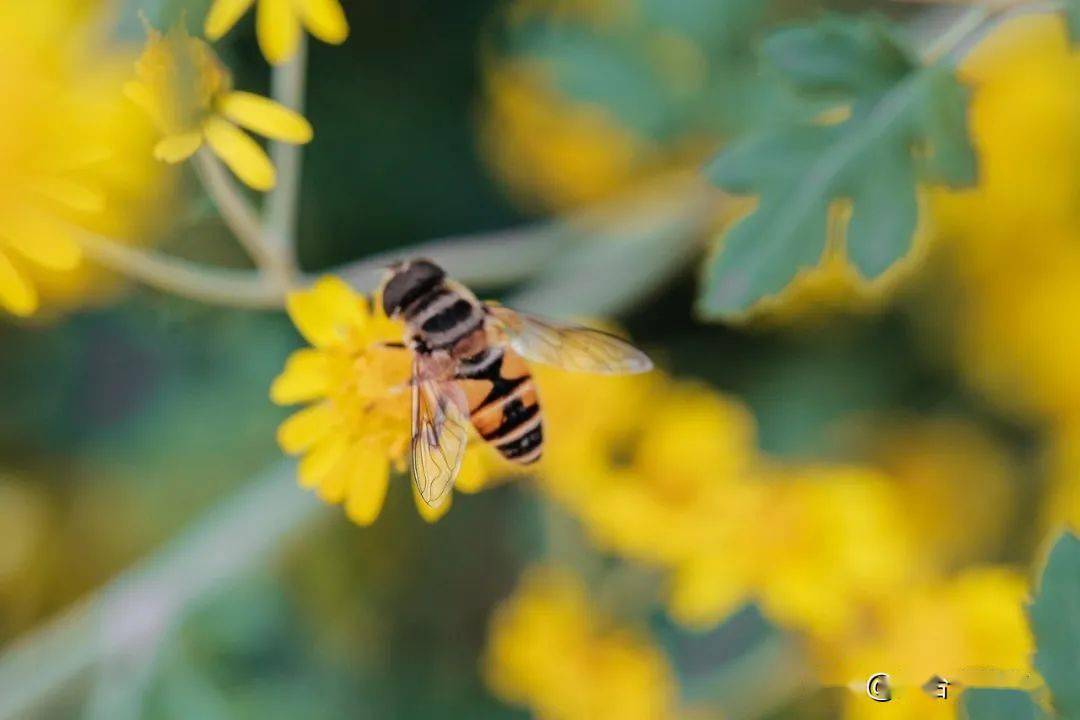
left=0, top=0, right=1078, bottom=718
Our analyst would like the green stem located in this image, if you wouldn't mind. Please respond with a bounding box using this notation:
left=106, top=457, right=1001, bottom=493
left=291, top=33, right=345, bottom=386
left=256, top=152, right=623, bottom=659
left=265, top=33, right=308, bottom=280
left=73, top=229, right=282, bottom=308
left=0, top=462, right=321, bottom=720
left=192, top=149, right=280, bottom=278
left=920, top=4, right=993, bottom=64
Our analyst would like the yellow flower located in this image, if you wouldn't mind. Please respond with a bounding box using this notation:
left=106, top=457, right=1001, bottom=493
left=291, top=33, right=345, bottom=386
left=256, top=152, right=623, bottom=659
left=125, top=24, right=313, bottom=191
left=929, top=14, right=1080, bottom=424
left=204, top=0, right=349, bottom=66
left=849, top=417, right=1018, bottom=571
left=0, top=1, right=163, bottom=316
left=836, top=567, right=1035, bottom=720
left=533, top=367, right=922, bottom=643
left=670, top=466, right=921, bottom=645
left=480, top=61, right=657, bottom=212
left=272, top=277, right=422, bottom=525
left=539, top=373, right=758, bottom=568
left=484, top=566, right=681, bottom=720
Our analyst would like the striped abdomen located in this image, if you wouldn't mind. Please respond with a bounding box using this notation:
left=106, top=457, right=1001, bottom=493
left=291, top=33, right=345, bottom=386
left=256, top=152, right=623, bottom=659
left=402, top=282, right=486, bottom=352
left=456, top=346, right=543, bottom=465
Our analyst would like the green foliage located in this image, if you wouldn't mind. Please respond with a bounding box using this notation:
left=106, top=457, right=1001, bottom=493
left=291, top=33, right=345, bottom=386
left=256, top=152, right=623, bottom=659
left=1064, top=1, right=1080, bottom=45
left=1030, top=531, right=1080, bottom=719
left=507, top=0, right=807, bottom=141
left=699, top=15, right=976, bottom=318
left=961, top=688, right=1046, bottom=720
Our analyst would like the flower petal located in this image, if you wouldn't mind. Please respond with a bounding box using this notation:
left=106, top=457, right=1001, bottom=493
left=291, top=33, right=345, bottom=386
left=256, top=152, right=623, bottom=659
left=257, top=0, right=301, bottom=65
left=344, top=450, right=390, bottom=526
left=271, top=349, right=331, bottom=404
left=29, top=178, right=105, bottom=214
left=454, top=450, right=488, bottom=494
left=204, top=117, right=276, bottom=191
left=3, top=213, right=81, bottom=271
left=413, top=481, right=452, bottom=523
left=205, top=0, right=256, bottom=40
left=299, top=434, right=349, bottom=490
left=123, top=80, right=165, bottom=129
left=277, top=401, right=334, bottom=454
left=0, top=251, right=38, bottom=317
left=299, top=0, right=349, bottom=44
left=153, top=133, right=204, bottom=164
left=217, top=92, right=313, bottom=144
left=285, top=276, right=368, bottom=348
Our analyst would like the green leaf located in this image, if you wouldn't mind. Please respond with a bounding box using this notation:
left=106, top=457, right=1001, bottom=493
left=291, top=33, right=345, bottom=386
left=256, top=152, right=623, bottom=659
left=1029, top=531, right=1080, bottom=718
left=961, top=688, right=1045, bottom=720
left=1064, top=1, right=1080, bottom=45
left=763, top=17, right=913, bottom=96
left=699, top=16, right=977, bottom=318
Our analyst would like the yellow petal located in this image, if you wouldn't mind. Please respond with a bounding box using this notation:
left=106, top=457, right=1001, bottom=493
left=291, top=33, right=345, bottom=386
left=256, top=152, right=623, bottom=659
left=0, top=251, right=38, bottom=317
left=271, top=348, right=330, bottom=404
left=344, top=451, right=390, bottom=526
left=299, top=0, right=349, bottom=44
left=285, top=276, right=368, bottom=348
left=257, top=0, right=301, bottom=65
left=413, top=481, right=452, bottom=523
left=313, top=446, right=349, bottom=505
left=153, top=133, right=204, bottom=163
left=203, top=117, right=276, bottom=191
left=299, top=434, right=349, bottom=489
left=29, top=178, right=105, bottom=214
left=277, top=401, right=334, bottom=454
left=3, top=213, right=82, bottom=271
left=454, top=449, right=488, bottom=494
left=217, top=92, right=313, bottom=144
left=123, top=81, right=163, bottom=128
left=205, top=0, right=256, bottom=40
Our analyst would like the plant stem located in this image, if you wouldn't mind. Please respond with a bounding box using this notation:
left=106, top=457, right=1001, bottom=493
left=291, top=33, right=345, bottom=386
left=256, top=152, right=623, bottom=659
left=76, top=174, right=705, bottom=309
left=920, top=4, right=994, bottom=63
left=0, top=462, right=322, bottom=720
left=73, top=230, right=283, bottom=309
left=73, top=220, right=560, bottom=309
left=192, top=149, right=279, bottom=277
left=265, top=33, right=307, bottom=278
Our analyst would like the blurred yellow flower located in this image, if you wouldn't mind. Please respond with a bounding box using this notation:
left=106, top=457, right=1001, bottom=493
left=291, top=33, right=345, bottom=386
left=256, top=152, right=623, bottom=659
left=539, top=373, right=757, bottom=568
left=930, top=14, right=1080, bottom=424
left=204, top=0, right=349, bottom=66
left=849, top=417, right=1018, bottom=571
left=125, top=24, right=313, bottom=191
left=480, top=62, right=656, bottom=212
left=670, top=466, right=921, bottom=645
left=484, top=566, right=681, bottom=720
left=272, top=277, right=424, bottom=525
left=837, top=567, right=1034, bottom=720
left=534, top=365, right=925, bottom=645
left=0, top=1, right=162, bottom=316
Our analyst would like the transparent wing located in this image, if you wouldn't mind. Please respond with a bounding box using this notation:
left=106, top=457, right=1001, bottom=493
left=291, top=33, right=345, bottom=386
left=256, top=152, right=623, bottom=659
left=487, top=305, right=653, bottom=375
left=411, top=356, right=470, bottom=508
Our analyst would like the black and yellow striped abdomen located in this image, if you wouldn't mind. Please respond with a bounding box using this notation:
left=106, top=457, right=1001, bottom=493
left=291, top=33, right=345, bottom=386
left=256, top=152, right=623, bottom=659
left=456, top=346, right=543, bottom=465
left=402, top=283, right=485, bottom=351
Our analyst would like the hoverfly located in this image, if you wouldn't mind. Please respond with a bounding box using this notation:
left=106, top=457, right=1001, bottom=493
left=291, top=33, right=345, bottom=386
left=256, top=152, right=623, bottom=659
left=379, top=259, right=653, bottom=508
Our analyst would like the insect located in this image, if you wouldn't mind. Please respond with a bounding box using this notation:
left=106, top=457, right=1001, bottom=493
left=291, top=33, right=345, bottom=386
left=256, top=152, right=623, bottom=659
left=379, top=258, right=653, bottom=508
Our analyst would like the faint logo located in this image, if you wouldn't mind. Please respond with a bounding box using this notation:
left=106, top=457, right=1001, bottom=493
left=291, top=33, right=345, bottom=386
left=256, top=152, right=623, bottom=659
left=922, top=674, right=951, bottom=700
left=867, top=673, right=891, bottom=702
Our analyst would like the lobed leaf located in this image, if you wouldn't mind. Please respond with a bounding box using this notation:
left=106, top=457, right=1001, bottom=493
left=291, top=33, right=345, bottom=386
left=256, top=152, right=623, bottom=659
left=699, top=16, right=977, bottom=318
left=1065, top=0, right=1080, bottom=45
left=763, top=16, right=913, bottom=96
left=961, top=688, right=1046, bottom=720
left=1029, top=531, right=1080, bottom=718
